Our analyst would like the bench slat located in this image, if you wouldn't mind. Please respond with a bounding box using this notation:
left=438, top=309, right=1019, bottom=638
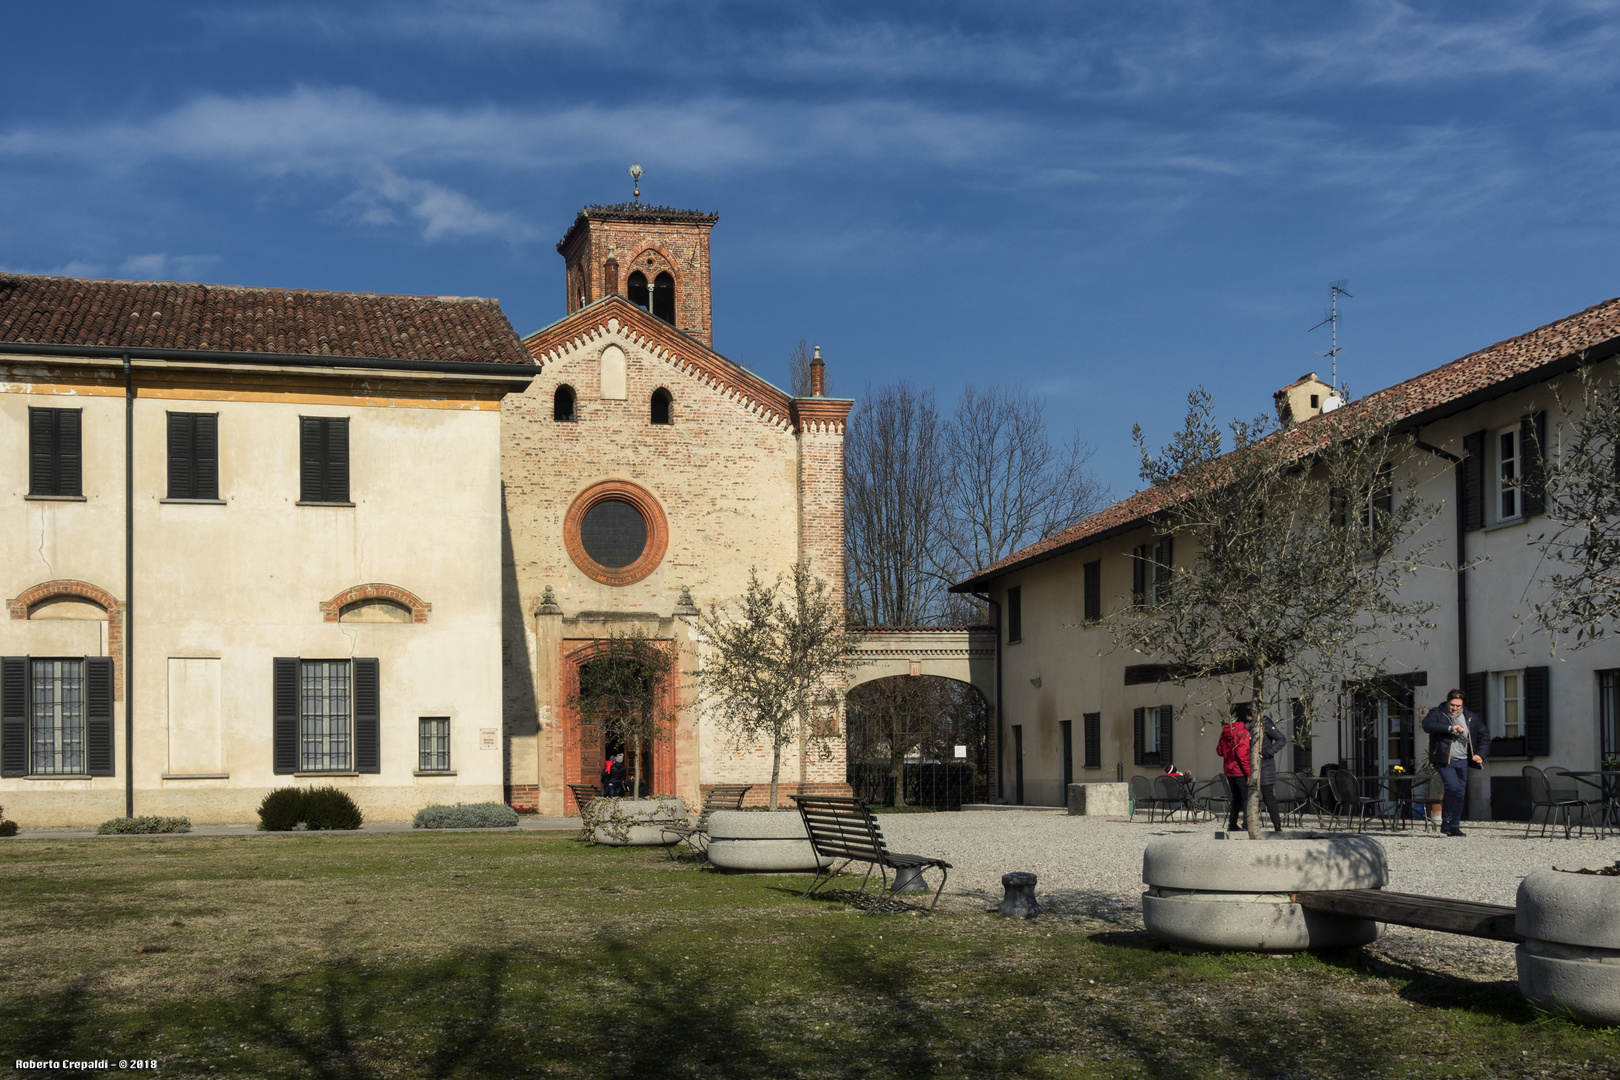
left=1295, top=889, right=1522, bottom=942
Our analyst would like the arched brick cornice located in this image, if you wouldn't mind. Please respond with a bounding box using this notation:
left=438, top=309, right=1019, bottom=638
left=319, top=583, right=432, bottom=623
left=8, top=580, right=125, bottom=700
left=8, top=579, right=121, bottom=620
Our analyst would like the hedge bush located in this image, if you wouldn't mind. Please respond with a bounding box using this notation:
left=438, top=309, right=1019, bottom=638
left=0, top=820, right=16, bottom=838
left=256, top=786, right=364, bottom=831
left=96, top=816, right=191, bottom=835
left=302, top=786, right=364, bottom=830
left=412, top=802, right=520, bottom=829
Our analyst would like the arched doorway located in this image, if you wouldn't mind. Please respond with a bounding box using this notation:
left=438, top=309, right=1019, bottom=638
left=561, top=637, right=678, bottom=812
left=845, top=675, right=990, bottom=808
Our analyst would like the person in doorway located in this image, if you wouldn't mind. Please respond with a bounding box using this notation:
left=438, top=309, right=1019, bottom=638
left=1421, top=689, right=1487, bottom=837
left=1257, top=714, right=1290, bottom=834
left=1216, top=704, right=1253, bottom=832
left=602, top=756, right=615, bottom=796
left=607, top=753, right=626, bottom=797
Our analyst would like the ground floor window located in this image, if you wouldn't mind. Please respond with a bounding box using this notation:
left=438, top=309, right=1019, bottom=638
left=273, top=656, right=379, bottom=775
left=0, top=655, right=115, bottom=778
left=1600, top=670, right=1619, bottom=764
left=419, top=716, right=450, bottom=772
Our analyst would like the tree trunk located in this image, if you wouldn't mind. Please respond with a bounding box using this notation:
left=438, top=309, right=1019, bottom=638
left=769, top=739, right=782, bottom=811
left=1248, top=669, right=1265, bottom=839
left=890, top=705, right=908, bottom=807
left=631, top=741, right=642, bottom=799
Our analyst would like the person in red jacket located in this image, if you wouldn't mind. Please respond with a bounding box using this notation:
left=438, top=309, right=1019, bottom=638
left=1216, top=703, right=1254, bottom=832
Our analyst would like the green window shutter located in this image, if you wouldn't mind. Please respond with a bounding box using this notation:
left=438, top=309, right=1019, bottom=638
left=1521, top=412, right=1546, bottom=518
left=85, top=657, right=115, bottom=776
left=195, top=413, right=219, bottom=501
left=1, top=656, right=28, bottom=777
left=1524, top=666, right=1550, bottom=757
left=1131, top=546, right=1147, bottom=606
left=1159, top=704, right=1174, bottom=766
left=1083, top=711, right=1101, bottom=769
left=273, top=657, right=299, bottom=773
left=56, top=409, right=81, bottom=497
left=167, top=412, right=193, bottom=498
left=1460, top=431, right=1485, bottom=532
left=1132, top=707, right=1145, bottom=766
left=325, top=418, right=350, bottom=503
left=353, top=658, right=380, bottom=773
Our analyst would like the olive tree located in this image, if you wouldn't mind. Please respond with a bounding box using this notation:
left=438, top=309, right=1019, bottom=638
left=690, top=563, right=857, bottom=810
left=1107, top=389, right=1441, bottom=836
left=1532, top=356, right=1620, bottom=650
left=569, top=627, right=677, bottom=798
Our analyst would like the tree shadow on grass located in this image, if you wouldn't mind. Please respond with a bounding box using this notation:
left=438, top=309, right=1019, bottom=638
left=4, top=976, right=92, bottom=1064
left=1307, top=945, right=1533, bottom=1021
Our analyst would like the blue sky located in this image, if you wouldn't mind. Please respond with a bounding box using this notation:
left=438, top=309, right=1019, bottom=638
left=4, top=1, right=1620, bottom=493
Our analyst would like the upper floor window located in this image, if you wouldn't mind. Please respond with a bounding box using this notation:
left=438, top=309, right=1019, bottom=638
left=627, top=271, right=649, bottom=312
left=166, top=412, right=219, bottom=500
left=1133, top=537, right=1173, bottom=606
left=1497, top=425, right=1519, bottom=521
left=299, top=417, right=350, bottom=504
left=554, top=385, right=577, bottom=422
left=651, top=388, right=673, bottom=425
left=1495, top=670, right=1524, bottom=741
left=626, top=270, right=676, bottom=324
left=1007, top=586, right=1022, bottom=643
left=28, top=407, right=81, bottom=498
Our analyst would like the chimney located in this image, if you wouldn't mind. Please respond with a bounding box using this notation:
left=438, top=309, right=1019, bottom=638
left=810, top=345, right=825, bottom=397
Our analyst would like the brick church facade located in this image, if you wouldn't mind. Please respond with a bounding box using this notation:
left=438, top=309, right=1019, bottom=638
left=501, top=203, right=853, bottom=814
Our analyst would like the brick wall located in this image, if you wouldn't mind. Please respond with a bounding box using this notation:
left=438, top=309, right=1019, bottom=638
left=560, top=217, right=715, bottom=348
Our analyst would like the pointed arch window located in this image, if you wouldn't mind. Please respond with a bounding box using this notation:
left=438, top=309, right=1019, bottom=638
left=554, top=385, right=577, bottom=422
left=651, top=388, right=673, bottom=426
left=627, top=271, right=649, bottom=312
left=652, top=272, right=675, bottom=324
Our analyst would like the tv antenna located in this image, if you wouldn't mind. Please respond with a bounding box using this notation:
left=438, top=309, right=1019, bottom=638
left=629, top=163, right=642, bottom=203
left=1308, top=280, right=1352, bottom=394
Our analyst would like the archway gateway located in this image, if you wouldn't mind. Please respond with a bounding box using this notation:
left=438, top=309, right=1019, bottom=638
left=560, top=638, right=678, bottom=813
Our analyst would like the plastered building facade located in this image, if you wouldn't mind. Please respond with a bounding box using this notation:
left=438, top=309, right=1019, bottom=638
left=0, top=277, right=535, bottom=825
left=957, top=301, right=1620, bottom=818
left=503, top=203, right=852, bottom=814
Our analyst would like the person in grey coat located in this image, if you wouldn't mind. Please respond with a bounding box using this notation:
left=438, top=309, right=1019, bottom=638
left=1257, top=715, right=1290, bottom=834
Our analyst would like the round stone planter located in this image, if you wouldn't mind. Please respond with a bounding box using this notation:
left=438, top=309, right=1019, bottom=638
left=1142, top=834, right=1388, bottom=952
left=1516, top=869, right=1620, bottom=1026
left=590, top=797, right=687, bottom=846
left=706, top=810, right=831, bottom=872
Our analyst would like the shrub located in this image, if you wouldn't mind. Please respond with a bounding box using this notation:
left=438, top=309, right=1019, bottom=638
left=301, top=786, right=364, bottom=831
left=413, top=802, right=520, bottom=829
left=96, top=816, right=191, bottom=835
left=0, top=820, right=16, bottom=838
left=257, top=787, right=307, bottom=831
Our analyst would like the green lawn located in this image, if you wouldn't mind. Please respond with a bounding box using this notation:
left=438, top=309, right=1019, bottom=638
left=0, top=831, right=1613, bottom=1079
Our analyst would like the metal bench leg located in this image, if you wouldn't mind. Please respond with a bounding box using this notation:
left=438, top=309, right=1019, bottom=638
left=802, top=858, right=855, bottom=899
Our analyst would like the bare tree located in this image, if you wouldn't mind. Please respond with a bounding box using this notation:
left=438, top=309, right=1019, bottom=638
left=940, top=385, right=1110, bottom=618
left=844, top=382, right=947, bottom=627
left=691, top=563, right=856, bottom=810
left=1107, top=388, right=1441, bottom=837
left=1533, top=356, right=1620, bottom=650
left=788, top=338, right=831, bottom=398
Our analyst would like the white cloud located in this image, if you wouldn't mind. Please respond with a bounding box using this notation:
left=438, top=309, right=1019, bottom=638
left=117, top=253, right=222, bottom=280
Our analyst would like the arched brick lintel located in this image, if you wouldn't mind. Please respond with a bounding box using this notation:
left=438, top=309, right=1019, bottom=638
left=7, top=579, right=126, bottom=701
left=319, top=583, right=432, bottom=624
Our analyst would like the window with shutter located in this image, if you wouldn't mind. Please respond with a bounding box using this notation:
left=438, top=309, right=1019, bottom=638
left=1158, top=703, right=1174, bottom=766
left=1, top=656, right=27, bottom=777
left=1132, top=706, right=1145, bottom=766
left=1132, top=546, right=1148, bottom=606
left=167, top=412, right=219, bottom=500
left=28, top=408, right=82, bottom=497
left=1524, top=665, right=1550, bottom=756
left=1083, top=561, right=1101, bottom=622
left=85, top=656, right=114, bottom=776
left=274, top=657, right=381, bottom=773
left=1460, top=431, right=1485, bottom=532
left=353, top=658, right=380, bottom=774
left=1521, top=411, right=1546, bottom=518
left=1083, top=711, right=1101, bottom=769
left=299, top=417, right=350, bottom=503
left=1060, top=719, right=1073, bottom=791
left=1153, top=538, right=1173, bottom=604
left=272, top=657, right=299, bottom=774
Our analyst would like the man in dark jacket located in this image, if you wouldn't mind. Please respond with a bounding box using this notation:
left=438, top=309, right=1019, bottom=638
left=1421, top=689, right=1488, bottom=837
left=1257, top=715, right=1290, bottom=834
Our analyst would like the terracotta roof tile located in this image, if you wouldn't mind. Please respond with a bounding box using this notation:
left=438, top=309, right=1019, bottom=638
left=954, top=294, right=1620, bottom=591
left=0, top=273, right=532, bottom=365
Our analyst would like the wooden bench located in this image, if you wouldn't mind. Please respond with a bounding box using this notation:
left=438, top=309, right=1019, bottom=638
left=567, top=784, right=602, bottom=818
left=791, top=794, right=952, bottom=914
left=660, top=784, right=753, bottom=857
left=1295, top=889, right=1522, bottom=942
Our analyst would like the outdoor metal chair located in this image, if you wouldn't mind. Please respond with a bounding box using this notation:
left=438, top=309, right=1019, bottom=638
left=1550, top=769, right=1608, bottom=839
left=1329, top=770, right=1382, bottom=832
left=660, top=784, right=753, bottom=858
left=567, top=783, right=602, bottom=817
left=1127, top=775, right=1159, bottom=821
left=1191, top=777, right=1228, bottom=823
left=1153, top=775, right=1197, bottom=822
left=1525, top=767, right=1593, bottom=839
left=1274, top=772, right=1313, bottom=828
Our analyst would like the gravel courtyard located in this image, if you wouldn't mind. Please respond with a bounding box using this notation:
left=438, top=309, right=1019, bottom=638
left=879, top=809, right=1620, bottom=983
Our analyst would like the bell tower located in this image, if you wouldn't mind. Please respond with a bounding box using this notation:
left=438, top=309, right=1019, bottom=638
left=556, top=201, right=718, bottom=349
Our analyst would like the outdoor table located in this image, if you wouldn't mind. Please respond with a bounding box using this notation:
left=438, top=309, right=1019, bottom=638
left=1369, top=773, right=1423, bottom=830
left=1558, top=770, right=1620, bottom=837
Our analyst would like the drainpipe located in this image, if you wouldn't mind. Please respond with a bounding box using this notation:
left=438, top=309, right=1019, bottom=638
left=974, top=591, right=1003, bottom=803
left=1412, top=430, right=1466, bottom=690
left=124, top=352, right=134, bottom=819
